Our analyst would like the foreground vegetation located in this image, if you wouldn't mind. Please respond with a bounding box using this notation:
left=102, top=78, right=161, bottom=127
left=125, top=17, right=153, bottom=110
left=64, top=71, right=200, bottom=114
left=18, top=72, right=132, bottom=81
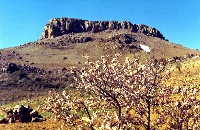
left=0, top=55, right=199, bottom=130
left=40, top=55, right=200, bottom=130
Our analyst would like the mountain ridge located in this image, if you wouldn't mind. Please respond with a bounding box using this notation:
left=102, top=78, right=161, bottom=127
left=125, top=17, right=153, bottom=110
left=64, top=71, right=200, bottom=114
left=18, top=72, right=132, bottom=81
left=39, top=17, right=165, bottom=40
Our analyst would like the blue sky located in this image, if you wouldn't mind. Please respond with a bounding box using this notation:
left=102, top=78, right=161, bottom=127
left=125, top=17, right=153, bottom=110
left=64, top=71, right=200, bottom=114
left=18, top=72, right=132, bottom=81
left=0, top=0, right=200, bottom=50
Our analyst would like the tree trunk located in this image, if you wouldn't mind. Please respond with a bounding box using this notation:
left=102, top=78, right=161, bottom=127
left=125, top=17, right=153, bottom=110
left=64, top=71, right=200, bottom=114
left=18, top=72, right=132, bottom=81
left=186, top=120, right=189, bottom=130
left=147, top=99, right=151, bottom=130
left=178, top=119, right=183, bottom=130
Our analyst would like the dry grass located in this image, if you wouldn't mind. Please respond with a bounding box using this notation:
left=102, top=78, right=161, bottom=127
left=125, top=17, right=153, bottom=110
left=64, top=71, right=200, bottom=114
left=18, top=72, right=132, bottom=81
left=0, top=119, right=60, bottom=130
left=1, top=31, right=200, bottom=71
left=0, top=30, right=200, bottom=129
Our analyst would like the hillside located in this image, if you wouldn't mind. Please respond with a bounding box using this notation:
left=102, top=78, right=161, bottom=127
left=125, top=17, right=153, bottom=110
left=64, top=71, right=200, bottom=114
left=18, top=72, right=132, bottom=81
left=1, top=18, right=200, bottom=70
left=0, top=18, right=200, bottom=101
left=0, top=17, right=200, bottom=129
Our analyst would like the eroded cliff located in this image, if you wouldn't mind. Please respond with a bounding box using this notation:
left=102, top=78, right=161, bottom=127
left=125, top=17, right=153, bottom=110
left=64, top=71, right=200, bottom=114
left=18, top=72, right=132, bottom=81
left=39, top=18, right=165, bottom=40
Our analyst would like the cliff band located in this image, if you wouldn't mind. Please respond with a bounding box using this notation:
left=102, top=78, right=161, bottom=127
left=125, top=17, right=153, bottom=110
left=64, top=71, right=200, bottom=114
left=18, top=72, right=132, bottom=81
left=39, top=18, right=165, bottom=40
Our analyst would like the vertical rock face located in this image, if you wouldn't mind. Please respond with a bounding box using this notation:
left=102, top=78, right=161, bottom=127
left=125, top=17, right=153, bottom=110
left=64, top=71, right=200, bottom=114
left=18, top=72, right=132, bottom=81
left=39, top=17, right=165, bottom=40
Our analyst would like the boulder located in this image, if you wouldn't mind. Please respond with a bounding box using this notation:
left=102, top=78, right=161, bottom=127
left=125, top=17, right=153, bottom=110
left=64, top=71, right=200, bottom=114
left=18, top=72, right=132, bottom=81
left=8, top=117, right=15, bottom=123
left=13, top=105, right=24, bottom=113
left=6, top=108, right=13, bottom=118
left=13, top=105, right=31, bottom=122
left=30, top=110, right=39, bottom=117
left=0, top=118, right=8, bottom=124
left=1, top=62, right=19, bottom=73
left=0, top=105, right=45, bottom=124
left=32, top=116, right=46, bottom=122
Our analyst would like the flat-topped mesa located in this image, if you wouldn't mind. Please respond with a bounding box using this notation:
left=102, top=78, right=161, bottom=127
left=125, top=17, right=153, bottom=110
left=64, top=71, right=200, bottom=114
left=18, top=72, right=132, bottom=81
left=39, top=17, right=165, bottom=40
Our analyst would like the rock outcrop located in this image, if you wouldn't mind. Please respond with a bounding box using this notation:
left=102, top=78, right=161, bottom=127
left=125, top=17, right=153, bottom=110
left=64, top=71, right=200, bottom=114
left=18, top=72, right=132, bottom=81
left=39, top=17, right=165, bottom=40
left=1, top=62, right=19, bottom=73
left=1, top=62, right=45, bottom=74
left=0, top=105, right=45, bottom=123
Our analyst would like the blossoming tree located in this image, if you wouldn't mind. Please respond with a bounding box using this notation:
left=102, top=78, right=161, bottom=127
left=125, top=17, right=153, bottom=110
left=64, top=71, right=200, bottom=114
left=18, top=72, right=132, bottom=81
left=41, top=54, right=200, bottom=130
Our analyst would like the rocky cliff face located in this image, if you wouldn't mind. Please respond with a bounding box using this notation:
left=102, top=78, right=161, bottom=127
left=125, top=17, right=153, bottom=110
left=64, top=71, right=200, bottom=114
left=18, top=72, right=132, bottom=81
left=39, top=17, right=165, bottom=40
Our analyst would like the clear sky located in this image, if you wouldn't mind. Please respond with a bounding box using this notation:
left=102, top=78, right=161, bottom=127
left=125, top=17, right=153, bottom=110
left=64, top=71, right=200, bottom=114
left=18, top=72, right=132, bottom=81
left=0, top=0, right=200, bottom=50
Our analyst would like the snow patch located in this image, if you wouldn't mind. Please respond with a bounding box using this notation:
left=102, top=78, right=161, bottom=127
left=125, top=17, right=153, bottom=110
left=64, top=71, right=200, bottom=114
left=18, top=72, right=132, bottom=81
left=140, top=44, right=151, bottom=53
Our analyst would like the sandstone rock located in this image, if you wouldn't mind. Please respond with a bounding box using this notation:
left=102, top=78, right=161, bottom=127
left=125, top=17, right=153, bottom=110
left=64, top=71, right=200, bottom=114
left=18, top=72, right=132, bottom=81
left=1, top=62, right=19, bottom=73
left=6, top=108, right=13, bottom=118
left=13, top=105, right=24, bottom=113
left=24, top=105, right=33, bottom=112
left=39, top=17, right=165, bottom=40
left=0, top=118, right=8, bottom=123
left=63, top=56, right=67, bottom=60
left=32, top=116, right=46, bottom=122
left=8, top=117, right=15, bottom=123
left=13, top=105, right=32, bottom=122
left=0, top=105, right=46, bottom=124
left=30, top=110, right=39, bottom=117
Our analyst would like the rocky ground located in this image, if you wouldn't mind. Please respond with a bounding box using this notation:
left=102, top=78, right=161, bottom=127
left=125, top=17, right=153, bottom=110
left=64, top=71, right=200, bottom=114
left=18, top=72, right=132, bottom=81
left=0, top=62, right=74, bottom=104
